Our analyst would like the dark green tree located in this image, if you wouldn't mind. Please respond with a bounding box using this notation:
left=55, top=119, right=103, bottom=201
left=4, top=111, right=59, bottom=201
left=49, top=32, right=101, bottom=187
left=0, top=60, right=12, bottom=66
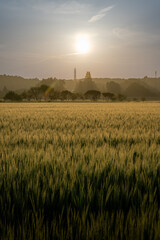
left=28, top=87, right=41, bottom=100
left=102, top=92, right=115, bottom=101
left=20, top=91, right=28, bottom=100
left=48, top=88, right=60, bottom=100
left=60, top=90, right=73, bottom=100
left=39, top=84, right=49, bottom=93
left=84, top=90, right=101, bottom=101
left=4, top=91, right=22, bottom=101
left=117, top=94, right=127, bottom=101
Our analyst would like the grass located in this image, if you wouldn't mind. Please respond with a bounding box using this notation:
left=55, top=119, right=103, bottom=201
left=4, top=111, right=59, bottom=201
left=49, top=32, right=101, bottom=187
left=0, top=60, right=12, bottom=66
left=0, top=102, right=160, bottom=240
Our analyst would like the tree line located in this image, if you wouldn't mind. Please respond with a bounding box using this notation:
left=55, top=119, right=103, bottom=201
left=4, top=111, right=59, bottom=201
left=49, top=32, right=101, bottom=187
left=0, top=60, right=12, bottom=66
left=3, top=84, right=128, bottom=102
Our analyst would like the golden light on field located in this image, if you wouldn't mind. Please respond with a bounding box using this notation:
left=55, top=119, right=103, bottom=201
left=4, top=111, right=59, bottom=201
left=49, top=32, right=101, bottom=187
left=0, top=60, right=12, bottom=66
left=75, top=34, right=90, bottom=54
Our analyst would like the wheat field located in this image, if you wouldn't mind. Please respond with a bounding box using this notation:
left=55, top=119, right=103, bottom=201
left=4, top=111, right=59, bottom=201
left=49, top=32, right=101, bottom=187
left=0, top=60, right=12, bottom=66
left=0, top=102, right=160, bottom=240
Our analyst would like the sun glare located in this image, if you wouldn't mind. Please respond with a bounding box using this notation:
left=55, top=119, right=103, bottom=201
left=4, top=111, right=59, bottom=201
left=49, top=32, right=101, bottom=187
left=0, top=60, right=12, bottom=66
left=76, top=35, right=90, bottom=54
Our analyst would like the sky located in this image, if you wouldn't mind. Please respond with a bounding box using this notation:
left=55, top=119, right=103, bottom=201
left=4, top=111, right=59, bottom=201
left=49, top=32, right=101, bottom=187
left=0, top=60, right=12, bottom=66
left=0, top=0, right=160, bottom=79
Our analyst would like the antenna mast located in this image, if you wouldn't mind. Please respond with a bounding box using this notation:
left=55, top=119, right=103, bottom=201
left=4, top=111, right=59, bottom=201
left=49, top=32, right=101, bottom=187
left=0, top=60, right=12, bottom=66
left=155, top=71, right=157, bottom=78
left=74, top=68, right=76, bottom=80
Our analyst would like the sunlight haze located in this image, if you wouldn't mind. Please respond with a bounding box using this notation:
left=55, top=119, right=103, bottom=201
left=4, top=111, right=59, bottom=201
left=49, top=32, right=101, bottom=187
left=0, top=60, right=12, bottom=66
left=75, top=34, right=90, bottom=54
left=0, top=0, right=160, bottom=79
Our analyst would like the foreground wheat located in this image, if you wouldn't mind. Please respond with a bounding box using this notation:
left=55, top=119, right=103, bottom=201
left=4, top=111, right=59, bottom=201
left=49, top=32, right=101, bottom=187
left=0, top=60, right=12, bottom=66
left=0, top=102, right=160, bottom=240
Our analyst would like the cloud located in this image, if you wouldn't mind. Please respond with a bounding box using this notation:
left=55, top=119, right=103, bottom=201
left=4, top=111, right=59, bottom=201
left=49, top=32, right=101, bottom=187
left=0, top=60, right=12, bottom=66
left=112, top=28, right=136, bottom=40
left=88, top=14, right=106, bottom=23
left=99, top=6, right=115, bottom=14
left=88, top=5, right=115, bottom=23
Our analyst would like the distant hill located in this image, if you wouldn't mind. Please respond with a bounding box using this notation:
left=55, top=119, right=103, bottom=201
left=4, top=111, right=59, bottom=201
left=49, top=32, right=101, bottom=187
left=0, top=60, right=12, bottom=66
left=124, top=82, right=158, bottom=98
left=37, top=77, right=66, bottom=92
left=94, top=78, right=125, bottom=92
left=0, top=74, right=160, bottom=99
left=37, top=77, right=55, bottom=87
left=74, top=78, right=98, bottom=93
left=141, top=77, right=160, bottom=92
left=0, top=75, right=39, bottom=91
left=93, top=78, right=160, bottom=98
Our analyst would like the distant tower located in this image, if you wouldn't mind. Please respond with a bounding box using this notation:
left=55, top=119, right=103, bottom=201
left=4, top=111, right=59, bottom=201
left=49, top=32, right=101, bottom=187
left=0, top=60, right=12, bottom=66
left=85, top=71, right=92, bottom=79
left=155, top=71, right=157, bottom=78
left=74, top=68, right=76, bottom=80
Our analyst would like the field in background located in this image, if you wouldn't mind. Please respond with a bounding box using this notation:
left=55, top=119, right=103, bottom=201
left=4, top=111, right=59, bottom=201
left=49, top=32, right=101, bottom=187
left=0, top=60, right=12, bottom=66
left=0, top=102, right=160, bottom=240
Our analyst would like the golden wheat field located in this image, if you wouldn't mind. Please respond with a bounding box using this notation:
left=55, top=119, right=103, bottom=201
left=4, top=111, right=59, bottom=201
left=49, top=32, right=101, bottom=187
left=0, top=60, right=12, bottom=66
left=0, top=102, right=160, bottom=240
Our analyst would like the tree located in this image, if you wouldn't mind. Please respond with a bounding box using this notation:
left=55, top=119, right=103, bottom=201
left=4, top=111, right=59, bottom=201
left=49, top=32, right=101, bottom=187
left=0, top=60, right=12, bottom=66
left=48, top=88, right=60, bottom=100
left=141, top=97, right=146, bottom=101
left=39, top=84, right=49, bottom=93
left=74, top=79, right=98, bottom=94
left=20, top=91, right=28, bottom=100
left=102, top=92, right=115, bottom=101
left=4, top=91, right=22, bottom=101
left=70, top=92, right=78, bottom=100
left=60, top=90, right=73, bottom=100
left=84, top=90, right=101, bottom=101
left=106, top=81, right=121, bottom=94
left=73, top=92, right=84, bottom=100
left=124, top=82, right=155, bottom=98
left=117, top=94, right=127, bottom=101
left=28, top=87, right=41, bottom=100
left=39, top=85, right=49, bottom=100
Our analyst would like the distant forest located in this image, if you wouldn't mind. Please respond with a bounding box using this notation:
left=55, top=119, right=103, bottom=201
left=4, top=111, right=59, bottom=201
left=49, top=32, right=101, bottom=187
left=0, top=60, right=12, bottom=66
left=0, top=74, right=160, bottom=101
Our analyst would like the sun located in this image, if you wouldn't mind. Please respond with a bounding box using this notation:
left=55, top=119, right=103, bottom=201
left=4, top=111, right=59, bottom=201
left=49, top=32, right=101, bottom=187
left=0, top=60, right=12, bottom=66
left=76, top=35, right=90, bottom=54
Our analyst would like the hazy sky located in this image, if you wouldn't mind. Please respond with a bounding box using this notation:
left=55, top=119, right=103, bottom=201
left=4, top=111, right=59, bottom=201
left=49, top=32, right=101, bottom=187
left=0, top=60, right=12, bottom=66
left=0, top=0, right=160, bottom=79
